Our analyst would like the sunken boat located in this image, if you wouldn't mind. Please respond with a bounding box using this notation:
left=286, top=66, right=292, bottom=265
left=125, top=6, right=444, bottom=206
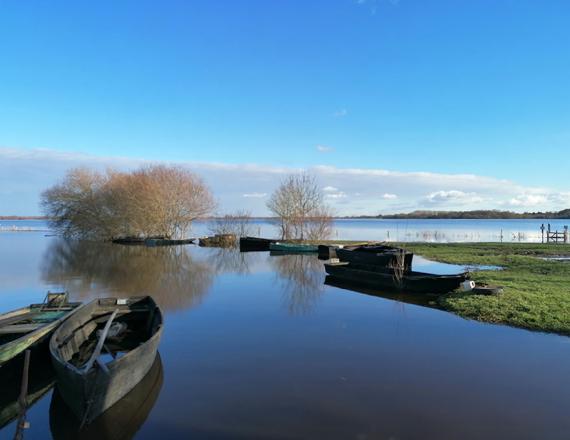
left=336, top=244, right=414, bottom=271
left=239, top=236, right=276, bottom=252
left=324, top=262, right=468, bottom=294
left=0, top=292, right=81, bottom=367
left=49, top=296, right=163, bottom=426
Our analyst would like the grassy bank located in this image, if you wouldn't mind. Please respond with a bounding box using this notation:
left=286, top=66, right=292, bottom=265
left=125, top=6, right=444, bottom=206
left=396, top=243, right=570, bottom=336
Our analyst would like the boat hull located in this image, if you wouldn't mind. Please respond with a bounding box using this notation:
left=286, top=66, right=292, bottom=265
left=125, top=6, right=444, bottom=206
left=269, top=243, right=319, bottom=253
left=49, top=297, right=163, bottom=425
left=0, top=295, right=81, bottom=366
left=239, top=237, right=276, bottom=252
left=336, top=247, right=413, bottom=270
left=324, top=263, right=468, bottom=294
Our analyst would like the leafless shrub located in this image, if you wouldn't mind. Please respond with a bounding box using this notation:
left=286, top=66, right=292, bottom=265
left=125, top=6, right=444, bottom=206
left=209, top=210, right=254, bottom=239
left=267, top=173, right=333, bottom=240
left=41, top=165, right=215, bottom=240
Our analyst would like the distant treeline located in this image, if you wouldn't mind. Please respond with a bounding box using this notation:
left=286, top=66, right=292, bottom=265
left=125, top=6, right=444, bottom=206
left=0, top=216, right=48, bottom=220
left=347, top=209, right=570, bottom=220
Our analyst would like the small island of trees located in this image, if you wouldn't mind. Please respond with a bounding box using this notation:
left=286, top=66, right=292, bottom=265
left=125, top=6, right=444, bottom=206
left=41, top=166, right=334, bottom=242
left=41, top=165, right=215, bottom=240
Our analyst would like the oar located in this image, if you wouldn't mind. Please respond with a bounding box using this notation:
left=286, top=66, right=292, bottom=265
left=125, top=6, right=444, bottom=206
left=80, top=309, right=118, bottom=374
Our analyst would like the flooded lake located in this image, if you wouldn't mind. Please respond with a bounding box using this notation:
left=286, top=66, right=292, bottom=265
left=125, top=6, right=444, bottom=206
left=1, top=231, right=570, bottom=439
left=2, top=217, right=570, bottom=243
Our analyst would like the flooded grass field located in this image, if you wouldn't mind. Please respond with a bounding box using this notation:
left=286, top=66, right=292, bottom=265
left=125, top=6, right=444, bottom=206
left=1, top=231, right=570, bottom=439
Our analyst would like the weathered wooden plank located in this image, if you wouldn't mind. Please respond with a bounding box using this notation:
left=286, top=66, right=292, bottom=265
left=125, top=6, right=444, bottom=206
left=0, top=324, right=41, bottom=335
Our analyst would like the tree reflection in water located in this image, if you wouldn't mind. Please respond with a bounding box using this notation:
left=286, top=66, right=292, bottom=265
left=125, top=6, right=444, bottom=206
left=41, top=240, right=215, bottom=312
left=204, top=247, right=255, bottom=275
left=269, top=254, right=325, bottom=315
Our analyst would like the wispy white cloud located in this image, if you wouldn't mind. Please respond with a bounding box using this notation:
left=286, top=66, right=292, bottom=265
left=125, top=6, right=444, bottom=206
left=425, top=190, right=484, bottom=206
left=333, top=109, right=348, bottom=118
left=242, top=192, right=267, bottom=198
left=316, top=144, right=334, bottom=153
left=326, top=192, right=347, bottom=199
left=1, top=146, right=567, bottom=216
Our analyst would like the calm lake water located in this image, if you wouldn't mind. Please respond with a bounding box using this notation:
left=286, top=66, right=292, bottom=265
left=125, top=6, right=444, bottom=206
left=2, top=218, right=570, bottom=242
left=1, top=231, right=570, bottom=439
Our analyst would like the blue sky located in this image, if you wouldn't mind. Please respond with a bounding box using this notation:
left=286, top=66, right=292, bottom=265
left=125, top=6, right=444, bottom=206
left=1, top=0, right=569, bottom=215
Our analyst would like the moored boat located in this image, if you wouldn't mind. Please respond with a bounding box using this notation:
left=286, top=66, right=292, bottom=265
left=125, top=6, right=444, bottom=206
left=324, top=262, right=468, bottom=294
left=0, top=292, right=81, bottom=367
left=49, top=296, right=163, bottom=426
left=239, top=236, right=276, bottom=252
left=50, top=352, right=164, bottom=440
left=144, top=238, right=195, bottom=246
left=269, top=242, right=319, bottom=253
left=336, top=244, right=413, bottom=271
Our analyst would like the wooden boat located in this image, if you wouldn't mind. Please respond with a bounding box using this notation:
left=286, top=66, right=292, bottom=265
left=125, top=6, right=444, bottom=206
left=269, top=242, right=319, bottom=253
left=49, top=296, right=163, bottom=426
left=324, top=262, right=468, bottom=294
left=0, top=293, right=81, bottom=367
left=50, top=352, right=163, bottom=440
left=336, top=244, right=413, bottom=271
left=318, top=245, right=338, bottom=259
left=239, top=236, right=276, bottom=252
left=144, top=237, right=195, bottom=246
left=111, top=237, right=147, bottom=245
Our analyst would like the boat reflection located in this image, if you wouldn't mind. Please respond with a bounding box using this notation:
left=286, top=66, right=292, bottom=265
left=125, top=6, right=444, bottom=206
left=324, top=276, right=439, bottom=309
left=0, top=343, right=55, bottom=431
left=41, top=239, right=215, bottom=312
left=269, top=254, right=325, bottom=315
left=49, top=352, right=163, bottom=440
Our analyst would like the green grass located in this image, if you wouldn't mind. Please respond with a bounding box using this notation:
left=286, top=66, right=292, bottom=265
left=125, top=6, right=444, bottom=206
left=397, top=243, right=570, bottom=336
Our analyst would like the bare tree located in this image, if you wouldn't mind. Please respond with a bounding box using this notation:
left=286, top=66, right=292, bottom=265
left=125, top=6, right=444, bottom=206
left=267, top=173, right=333, bottom=240
left=209, top=210, right=254, bottom=240
left=41, top=165, right=215, bottom=240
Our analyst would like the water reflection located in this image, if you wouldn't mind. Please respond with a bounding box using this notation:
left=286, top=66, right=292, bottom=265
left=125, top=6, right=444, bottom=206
left=41, top=240, right=215, bottom=311
left=269, top=254, right=325, bottom=315
left=0, top=344, right=55, bottom=430
left=204, top=247, right=254, bottom=275
left=49, top=353, right=163, bottom=440
left=324, top=276, right=438, bottom=308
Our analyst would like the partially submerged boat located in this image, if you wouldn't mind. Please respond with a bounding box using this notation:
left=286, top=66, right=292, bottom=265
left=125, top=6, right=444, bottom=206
left=49, top=296, right=163, bottom=426
left=324, top=262, right=468, bottom=294
left=269, top=242, right=319, bottom=253
left=239, top=236, right=276, bottom=252
left=144, top=238, right=195, bottom=246
left=0, top=293, right=81, bottom=367
left=336, top=244, right=414, bottom=271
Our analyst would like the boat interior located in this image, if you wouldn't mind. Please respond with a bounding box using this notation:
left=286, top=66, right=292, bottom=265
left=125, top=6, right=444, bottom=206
left=0, top=293, right=75, bottom=344
left=53, top=297, right=161, bottom=370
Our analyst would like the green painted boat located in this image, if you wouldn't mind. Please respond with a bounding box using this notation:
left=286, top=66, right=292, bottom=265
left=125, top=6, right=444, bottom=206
left=269, top=242, right=319, bottom=253
left=0, top=293, right=82, bottom=367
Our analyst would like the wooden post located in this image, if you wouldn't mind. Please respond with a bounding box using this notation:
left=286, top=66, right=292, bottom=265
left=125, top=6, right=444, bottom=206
left=565, top=226, right=568, bottom=244
left=540, top=224, right=545, bottom=243
left=14, top=350, right=31, bottom=440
